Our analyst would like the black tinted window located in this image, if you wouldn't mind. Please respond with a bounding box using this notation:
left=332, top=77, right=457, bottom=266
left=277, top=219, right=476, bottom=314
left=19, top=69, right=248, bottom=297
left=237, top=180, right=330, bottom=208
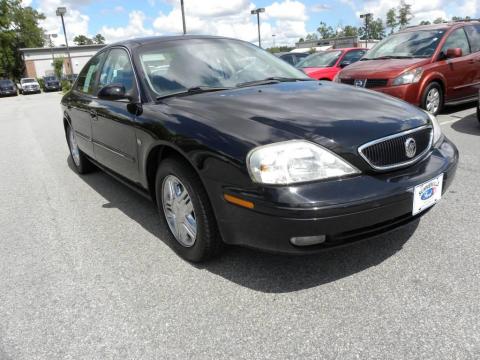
left=342, top=50, right=366, bottom=63
left=465, top=25, right=480, bottom=52
left=441, top=28, right=471, bottom=56
left=98, top=48, right=135, bottom=93
left=75, top=52, right=105, bottom=95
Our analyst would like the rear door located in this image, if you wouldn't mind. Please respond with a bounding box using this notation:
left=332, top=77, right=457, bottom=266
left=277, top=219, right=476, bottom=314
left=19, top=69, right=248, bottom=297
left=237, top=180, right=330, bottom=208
left=91, top=47, right=140, bottom=182
left=464, top=24, right=480, bottom=88
left=437, top=27, right=476, bottom=101
left=67, top=52, right=106, bottom=158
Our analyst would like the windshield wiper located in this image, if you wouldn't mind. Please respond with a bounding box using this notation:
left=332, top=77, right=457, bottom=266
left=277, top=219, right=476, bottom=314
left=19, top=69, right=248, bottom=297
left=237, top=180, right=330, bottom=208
left=368, top=55, right=417, bottom=60
left=236, top=77, right=313, bottom=88
left=156, top=86, right=232, bottom=100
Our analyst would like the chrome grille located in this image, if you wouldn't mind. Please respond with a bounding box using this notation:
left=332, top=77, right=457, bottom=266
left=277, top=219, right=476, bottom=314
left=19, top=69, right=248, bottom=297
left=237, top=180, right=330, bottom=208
left=359, top=126, right=433, bottom=171
left=340, top=78, right=388, bottom=88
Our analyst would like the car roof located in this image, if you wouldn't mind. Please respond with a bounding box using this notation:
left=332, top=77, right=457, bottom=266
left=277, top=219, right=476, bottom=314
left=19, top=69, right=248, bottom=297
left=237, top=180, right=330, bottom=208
left=104, top=35, right=241, bottom=52
left=400, top=21, right=480, bottom=33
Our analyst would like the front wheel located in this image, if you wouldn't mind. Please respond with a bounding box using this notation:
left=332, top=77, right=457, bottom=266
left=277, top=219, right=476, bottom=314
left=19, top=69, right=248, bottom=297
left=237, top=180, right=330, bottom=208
left=66, top=125, right=94, bottom=174
left=155, top=158, right=222, bottom=262
left=421, top=82, right=443, bottom=116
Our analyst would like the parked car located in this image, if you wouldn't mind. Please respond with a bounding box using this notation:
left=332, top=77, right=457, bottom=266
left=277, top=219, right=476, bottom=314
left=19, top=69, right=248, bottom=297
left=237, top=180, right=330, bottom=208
left=279, top=52, right=309, bottom=66
left=62, top=36, right=458, bottom=262
left=337, top=21, right=480, bottom=115
left=0, top=79, right=18, bottom=97
left=43, top=76, right=62, bottom=92
left=297, top=48, right=367, bottom=80
left=18, top=78, right=41, bottom=94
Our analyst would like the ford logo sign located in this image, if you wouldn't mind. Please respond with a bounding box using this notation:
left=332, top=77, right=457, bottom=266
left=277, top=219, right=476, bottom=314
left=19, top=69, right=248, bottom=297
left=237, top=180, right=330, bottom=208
left=421, top=187, right=434, bottom=200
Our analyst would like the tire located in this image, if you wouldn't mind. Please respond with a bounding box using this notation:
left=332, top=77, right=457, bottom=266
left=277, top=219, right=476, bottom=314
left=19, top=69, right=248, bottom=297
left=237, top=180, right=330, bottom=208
left=155, top=157, right=222, bottom=262
left=66, top=124, right=94, bottom=174
left=421, top=82, right=443, bottom=116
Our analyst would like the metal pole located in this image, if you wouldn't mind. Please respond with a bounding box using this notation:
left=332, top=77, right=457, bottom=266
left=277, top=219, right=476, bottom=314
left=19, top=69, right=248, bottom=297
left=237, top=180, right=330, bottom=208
left=180, top=0, right=186, bottom=35
left=365, top=15, right=369, bottom=48
left=257, top=13, right=261, bottom=47
left=49, top=35, right=55, bottom=65
left=60, top=14, right=73, bottom=74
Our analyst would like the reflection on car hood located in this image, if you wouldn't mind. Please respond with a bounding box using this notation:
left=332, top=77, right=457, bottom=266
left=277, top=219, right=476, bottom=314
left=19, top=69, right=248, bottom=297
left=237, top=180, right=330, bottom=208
left=340, top=58, right=430, bottom=78
left=163, top=81, right=429, bottom=158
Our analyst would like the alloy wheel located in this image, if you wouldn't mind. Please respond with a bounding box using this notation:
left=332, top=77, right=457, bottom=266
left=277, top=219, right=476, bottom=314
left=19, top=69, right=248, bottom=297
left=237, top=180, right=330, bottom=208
left=426, top=88, right=440, bottom=114
left=68, top=127, right=81, bottom=167
left=162, top=175, right=197, bottom=247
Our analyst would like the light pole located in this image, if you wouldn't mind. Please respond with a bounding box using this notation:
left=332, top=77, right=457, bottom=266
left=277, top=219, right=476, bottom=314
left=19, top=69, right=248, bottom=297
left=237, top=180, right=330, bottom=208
left=251, top=8, right=265, bottom=48
left=180, top=0, right=186, bottom=35
left=46, top=33, right=57, bottom=69
left=56, top=7, right=73, bottom=75
left=272, top=34, right=276, bottom=48
left=360, top=13, right=373, bottom=49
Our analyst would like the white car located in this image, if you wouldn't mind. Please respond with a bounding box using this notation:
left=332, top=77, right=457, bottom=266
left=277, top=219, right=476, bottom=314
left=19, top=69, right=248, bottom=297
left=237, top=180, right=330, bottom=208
left=18, top=78, right=41, bottom=95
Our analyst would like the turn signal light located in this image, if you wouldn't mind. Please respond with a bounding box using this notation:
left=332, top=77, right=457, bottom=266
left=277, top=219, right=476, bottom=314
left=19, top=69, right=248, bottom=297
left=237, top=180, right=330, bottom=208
left=224, top=194, right=254, bottom=209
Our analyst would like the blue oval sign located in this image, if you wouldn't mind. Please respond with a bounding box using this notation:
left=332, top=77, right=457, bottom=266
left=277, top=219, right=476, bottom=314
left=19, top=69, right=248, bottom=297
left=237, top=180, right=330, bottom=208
left=421, top=188, right=434, bottom=200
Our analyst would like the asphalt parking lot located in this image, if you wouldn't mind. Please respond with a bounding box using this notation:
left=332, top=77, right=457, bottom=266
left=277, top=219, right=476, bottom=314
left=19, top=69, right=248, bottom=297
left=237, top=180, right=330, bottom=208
left=0, top=92, right=479, bottom=359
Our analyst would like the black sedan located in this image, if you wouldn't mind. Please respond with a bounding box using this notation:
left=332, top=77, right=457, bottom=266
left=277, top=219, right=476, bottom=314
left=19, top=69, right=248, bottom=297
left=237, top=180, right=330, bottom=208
left=61, top=36, right=458, bottom=262
left=0, top=79, right=18, bottom=97
left=43, top=76, right=62, bottom=92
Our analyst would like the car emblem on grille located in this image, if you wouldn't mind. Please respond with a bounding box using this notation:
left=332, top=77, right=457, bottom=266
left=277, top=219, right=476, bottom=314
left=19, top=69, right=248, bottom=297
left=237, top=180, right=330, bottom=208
left=405, top=138, right=417, bottom=158
left=354, top=79, right=366, bottom=88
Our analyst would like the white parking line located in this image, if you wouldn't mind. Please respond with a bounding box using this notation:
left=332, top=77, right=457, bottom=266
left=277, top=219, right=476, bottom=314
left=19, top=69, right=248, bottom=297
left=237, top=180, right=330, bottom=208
left=439, top=119, right=460, bottom=125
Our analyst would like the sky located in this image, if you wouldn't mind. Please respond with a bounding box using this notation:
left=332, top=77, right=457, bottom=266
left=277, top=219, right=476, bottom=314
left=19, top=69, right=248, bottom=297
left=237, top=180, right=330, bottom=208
left=22, top=0, right=480, bottom=47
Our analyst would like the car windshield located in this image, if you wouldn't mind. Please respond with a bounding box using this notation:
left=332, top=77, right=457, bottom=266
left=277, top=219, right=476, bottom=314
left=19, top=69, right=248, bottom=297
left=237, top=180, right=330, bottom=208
left=364, top=30, right=446, bottom=59
left=44, top=76, right=57, bottom=81
left=137, top=38, right=309, bottom=98
left=21, top=79, right=35, bottom=83
left=296, top=51, right=342, bottom=68
left=0, top=80, right=12, bottom=85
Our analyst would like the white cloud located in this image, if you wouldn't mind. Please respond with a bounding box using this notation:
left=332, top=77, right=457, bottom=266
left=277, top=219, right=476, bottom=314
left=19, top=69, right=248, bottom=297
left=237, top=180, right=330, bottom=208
left=153, top=0, right=307, bottom=46
left=100, top=11, right=154, bottom=43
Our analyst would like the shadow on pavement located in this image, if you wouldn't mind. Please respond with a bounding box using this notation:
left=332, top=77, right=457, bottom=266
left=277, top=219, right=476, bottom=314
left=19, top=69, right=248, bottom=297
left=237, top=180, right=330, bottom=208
left=451, top=113, right=480, bottom=136
left=441, top=102, right=476, bottom=115
left=69, top=156, right=419, bottom=293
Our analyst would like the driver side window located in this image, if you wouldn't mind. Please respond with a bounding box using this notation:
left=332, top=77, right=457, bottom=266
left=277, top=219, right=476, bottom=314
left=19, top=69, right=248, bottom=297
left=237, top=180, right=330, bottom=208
left=441, top=28, right=471, bottom=57
left=98, top=48, right=135, bottom=94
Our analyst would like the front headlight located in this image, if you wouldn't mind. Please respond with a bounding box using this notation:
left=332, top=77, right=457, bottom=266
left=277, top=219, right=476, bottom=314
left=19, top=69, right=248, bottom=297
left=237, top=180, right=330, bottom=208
left=426, top=111, right=443, bottom=146
left=392, top=68, right=423, bottom=86
left=247, top=140, right=360, bottom=185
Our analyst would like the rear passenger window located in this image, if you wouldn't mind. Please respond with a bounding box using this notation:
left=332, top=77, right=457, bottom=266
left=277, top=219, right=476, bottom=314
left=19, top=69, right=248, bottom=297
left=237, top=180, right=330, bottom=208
left=465, top=25, right=480, bottom=52
left=441, top=28, right=471, bottom=56
left=342, top=50, right=366, bottom=63
left=75, top=52, right=105, bottom=95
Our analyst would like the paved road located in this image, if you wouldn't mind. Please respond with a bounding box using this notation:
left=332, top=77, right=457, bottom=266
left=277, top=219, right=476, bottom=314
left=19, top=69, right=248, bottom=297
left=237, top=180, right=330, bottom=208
left=0, top=92, right=479, bottom=360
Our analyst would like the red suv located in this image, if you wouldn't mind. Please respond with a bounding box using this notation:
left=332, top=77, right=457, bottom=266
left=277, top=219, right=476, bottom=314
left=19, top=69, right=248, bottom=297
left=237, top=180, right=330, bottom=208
left=337, top=22, right=480, bottom=115
left=297, top=48, right=367, bottom=81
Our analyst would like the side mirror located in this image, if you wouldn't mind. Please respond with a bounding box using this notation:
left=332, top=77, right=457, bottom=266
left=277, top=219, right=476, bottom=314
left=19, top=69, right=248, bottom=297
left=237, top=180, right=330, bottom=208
left=446, top=48, right=462, bottom=59
left=97, top=84, right=129, bottom=101
left=339, top=60, right=351, bottom=68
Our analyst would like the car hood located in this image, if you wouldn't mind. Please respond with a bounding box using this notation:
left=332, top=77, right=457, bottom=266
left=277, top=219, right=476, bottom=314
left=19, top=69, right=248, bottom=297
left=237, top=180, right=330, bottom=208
left=22, top=82, right=39, bottom=86
left=340, top=58, right=430, bottom=78
left=162, top=81, right=429, bottom=166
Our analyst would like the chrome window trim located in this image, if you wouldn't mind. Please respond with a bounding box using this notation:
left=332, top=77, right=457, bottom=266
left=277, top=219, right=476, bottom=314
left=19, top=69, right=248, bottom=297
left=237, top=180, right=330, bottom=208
left=358, top=125, right=433, bottom=171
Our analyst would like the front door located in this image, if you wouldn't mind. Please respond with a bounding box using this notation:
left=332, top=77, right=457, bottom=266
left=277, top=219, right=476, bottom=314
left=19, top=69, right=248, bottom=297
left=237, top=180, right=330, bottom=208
left=91, top=48, right=140, bottom=182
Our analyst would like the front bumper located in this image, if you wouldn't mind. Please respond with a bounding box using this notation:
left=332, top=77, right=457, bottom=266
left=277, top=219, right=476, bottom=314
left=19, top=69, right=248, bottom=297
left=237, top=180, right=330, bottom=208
left=0, top=89, right=17, bottom=96
left=45, top=84, right=61, bottom=91
left=370, top=83, right=421, bottom=106
left=23, top=87, right=40, bottom=94
left=207, top=137, right=458, bottom=254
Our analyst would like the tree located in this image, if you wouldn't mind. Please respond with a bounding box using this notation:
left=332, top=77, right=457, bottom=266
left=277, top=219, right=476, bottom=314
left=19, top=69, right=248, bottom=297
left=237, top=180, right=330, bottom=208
left=433, top=17, right=445, bottom=24
left=305, top=33, right=318, bottom=41
left=386, top=8, right=397, bottom=34
left=316, top=21, right=335, bottom=39
left=341, top=25, right=358, bottom=37
left=0, top=0, right=45, bottom=80
left=92, top=33, right=105, bottom=44
left=359, top=18, right=386, bottom=40
left=73, top=35, right=93, bottom=45
left=397, top=1, right=413, bottom=29
left=53, top=56, right=64, bottom=78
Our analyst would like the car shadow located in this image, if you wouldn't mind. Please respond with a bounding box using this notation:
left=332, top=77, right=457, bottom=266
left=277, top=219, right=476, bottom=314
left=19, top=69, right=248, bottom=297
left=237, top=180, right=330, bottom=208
left=442, top=102, right=476, bottom=115
left=68, top=156, right=419, bottom=293
left=451, top=113, right=480, bottom=136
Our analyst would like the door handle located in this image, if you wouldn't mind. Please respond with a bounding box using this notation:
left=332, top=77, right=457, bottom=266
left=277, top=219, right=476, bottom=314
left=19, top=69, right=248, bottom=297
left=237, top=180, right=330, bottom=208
left=89, top=110, right=98, bottom=120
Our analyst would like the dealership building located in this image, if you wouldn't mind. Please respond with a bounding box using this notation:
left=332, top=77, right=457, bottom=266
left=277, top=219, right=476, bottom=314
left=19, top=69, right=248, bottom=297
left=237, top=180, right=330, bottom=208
left=19, top=44, right=105, bottom=78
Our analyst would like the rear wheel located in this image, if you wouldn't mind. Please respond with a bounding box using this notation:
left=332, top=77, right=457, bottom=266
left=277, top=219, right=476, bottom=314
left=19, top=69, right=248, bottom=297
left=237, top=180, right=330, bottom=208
left=477, top=99, right=480, bottom=123
left=155, top=157, right=222, bottom=262
left=66, top=125, right=94, bottom=174
left=422, top=82, right=443, bottom=115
